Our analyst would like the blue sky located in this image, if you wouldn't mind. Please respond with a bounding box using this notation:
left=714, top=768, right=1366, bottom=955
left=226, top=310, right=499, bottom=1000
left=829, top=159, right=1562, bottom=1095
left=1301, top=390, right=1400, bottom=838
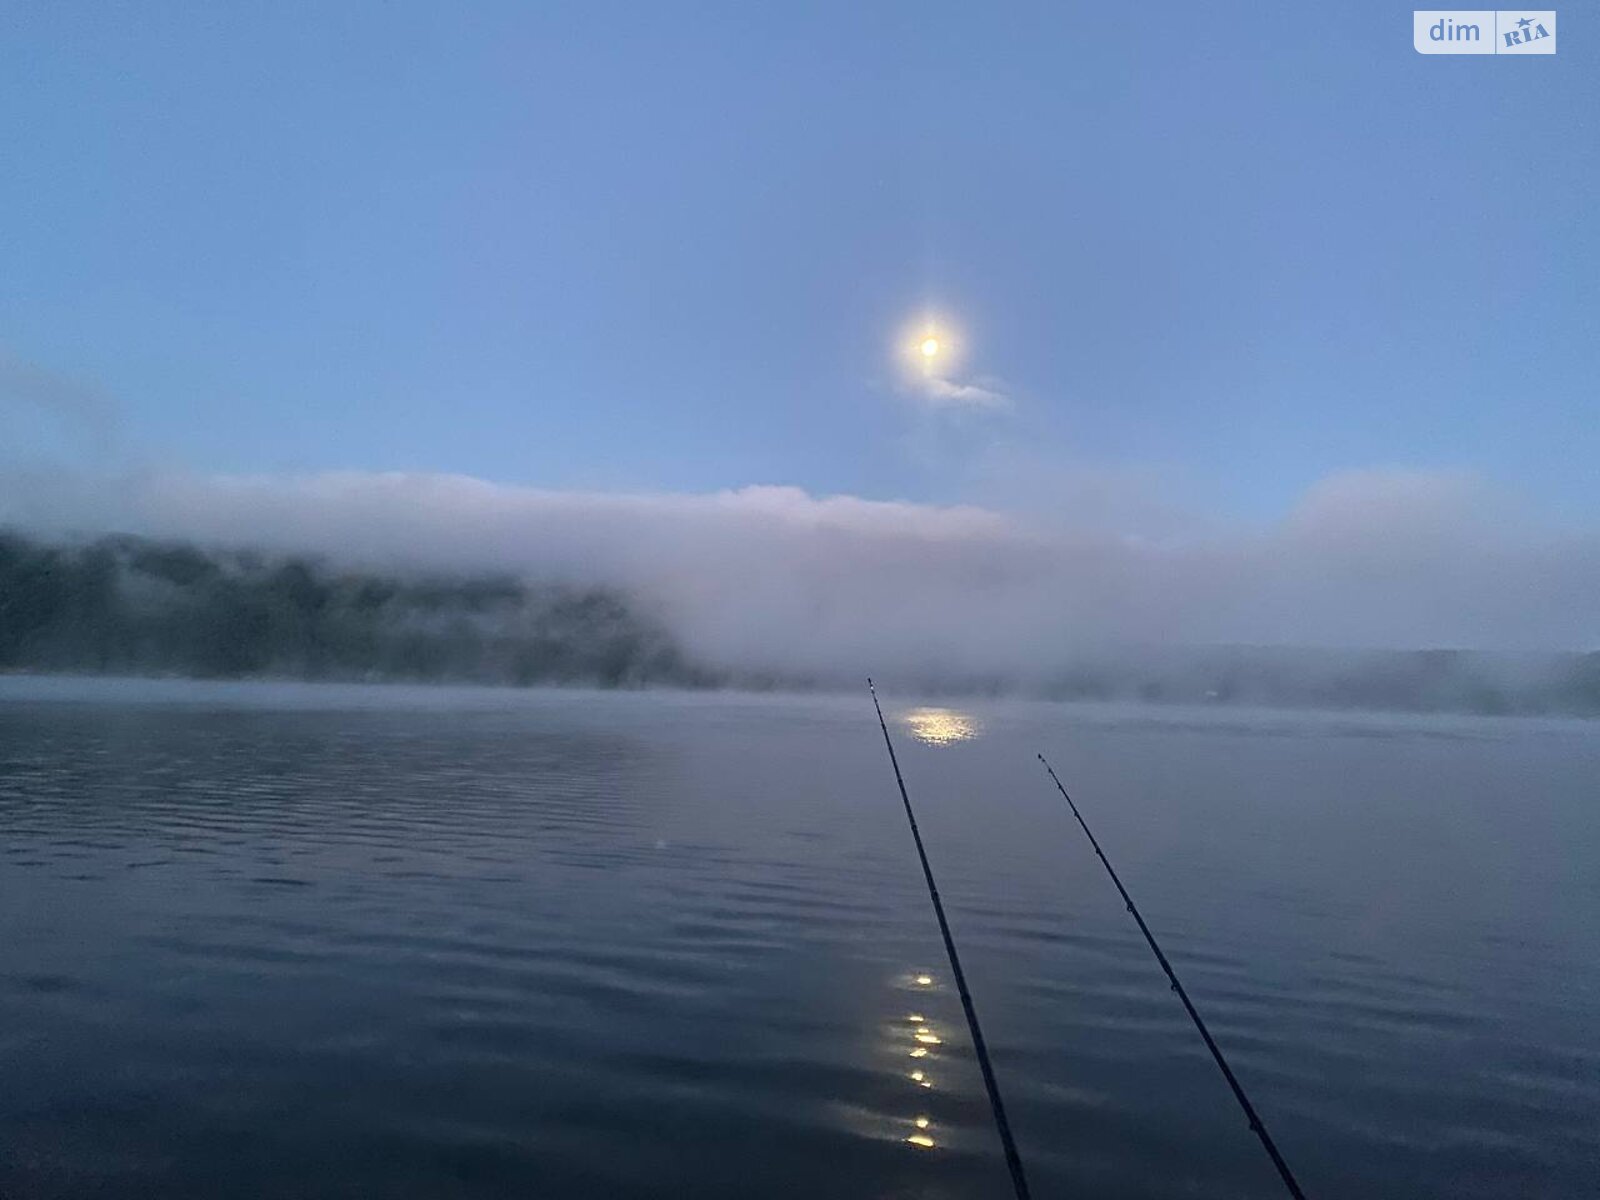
left=2, top=2, right=1595, bottom=525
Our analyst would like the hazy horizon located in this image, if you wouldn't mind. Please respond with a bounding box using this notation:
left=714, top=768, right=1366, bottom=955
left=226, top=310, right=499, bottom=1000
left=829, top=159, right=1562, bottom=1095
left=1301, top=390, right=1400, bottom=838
left=3, top=463, right=1596, bottom=677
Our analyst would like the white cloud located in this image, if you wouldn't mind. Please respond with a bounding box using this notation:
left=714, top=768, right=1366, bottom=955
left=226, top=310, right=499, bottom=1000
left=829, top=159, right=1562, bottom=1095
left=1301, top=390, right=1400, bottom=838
left=916, top=375, right=1011, bottom=410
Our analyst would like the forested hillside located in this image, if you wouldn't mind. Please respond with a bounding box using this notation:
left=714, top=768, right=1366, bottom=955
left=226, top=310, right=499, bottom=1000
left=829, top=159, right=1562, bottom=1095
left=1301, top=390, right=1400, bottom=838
left=0, top=530, right=708, bottom=687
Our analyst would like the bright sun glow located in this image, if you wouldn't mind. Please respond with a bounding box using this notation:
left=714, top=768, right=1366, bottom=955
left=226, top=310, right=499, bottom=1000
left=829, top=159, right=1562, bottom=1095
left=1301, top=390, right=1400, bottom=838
left=919, top=337, right=940, bottom=358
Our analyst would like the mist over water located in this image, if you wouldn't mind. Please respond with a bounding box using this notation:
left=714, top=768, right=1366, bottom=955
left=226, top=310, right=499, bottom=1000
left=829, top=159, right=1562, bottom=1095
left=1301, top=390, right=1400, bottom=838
left=3, top=679, right=1595, bottom=1199
left=4, top=464, right=1599, bottom=683
left=4, top=527, right=1599, bottom=717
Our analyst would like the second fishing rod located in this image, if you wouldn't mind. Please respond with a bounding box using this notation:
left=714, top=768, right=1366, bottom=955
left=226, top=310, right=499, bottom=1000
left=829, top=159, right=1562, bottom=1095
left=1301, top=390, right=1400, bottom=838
left=1037, top=752, right=1309, bottom=1200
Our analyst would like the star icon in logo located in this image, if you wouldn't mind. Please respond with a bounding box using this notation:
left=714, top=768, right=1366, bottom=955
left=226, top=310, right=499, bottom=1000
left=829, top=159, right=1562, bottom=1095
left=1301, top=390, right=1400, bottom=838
left=1517, top=15, right=1533, bottom=29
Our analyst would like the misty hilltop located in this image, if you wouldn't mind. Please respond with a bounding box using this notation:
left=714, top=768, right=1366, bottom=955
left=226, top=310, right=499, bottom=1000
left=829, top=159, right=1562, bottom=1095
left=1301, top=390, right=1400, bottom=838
left=0, top=530, right=706, bottom=689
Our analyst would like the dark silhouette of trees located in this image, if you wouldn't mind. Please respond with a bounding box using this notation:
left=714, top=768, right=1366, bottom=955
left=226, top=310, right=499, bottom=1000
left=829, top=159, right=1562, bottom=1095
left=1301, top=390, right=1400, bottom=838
left=0, top=530, right=711, bottom=688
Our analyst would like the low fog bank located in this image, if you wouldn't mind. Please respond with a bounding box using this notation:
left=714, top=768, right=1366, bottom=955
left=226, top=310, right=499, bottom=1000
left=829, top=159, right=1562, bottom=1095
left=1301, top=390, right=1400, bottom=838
left=3, top=524, right=1598, bottom=717
left=889, top=644, right=1600, bottom=717
left=2, top=465, right=1597, bottom=713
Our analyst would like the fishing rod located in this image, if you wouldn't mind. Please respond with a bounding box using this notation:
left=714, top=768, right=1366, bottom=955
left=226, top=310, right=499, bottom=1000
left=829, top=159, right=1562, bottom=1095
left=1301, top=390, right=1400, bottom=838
left=867, top=679, right=1033, bottom=1200
left=1037, top=753, right=1309, bottom=1200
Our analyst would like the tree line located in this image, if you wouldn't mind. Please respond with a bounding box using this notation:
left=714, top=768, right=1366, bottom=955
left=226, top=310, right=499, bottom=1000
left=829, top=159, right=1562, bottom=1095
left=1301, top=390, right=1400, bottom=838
left=0, top=529, right=711, bottom=687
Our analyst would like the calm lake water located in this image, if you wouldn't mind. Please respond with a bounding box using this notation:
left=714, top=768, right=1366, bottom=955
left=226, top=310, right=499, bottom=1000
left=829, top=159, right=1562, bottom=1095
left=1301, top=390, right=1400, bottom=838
left=1, top=678, right=1596, bottom=1199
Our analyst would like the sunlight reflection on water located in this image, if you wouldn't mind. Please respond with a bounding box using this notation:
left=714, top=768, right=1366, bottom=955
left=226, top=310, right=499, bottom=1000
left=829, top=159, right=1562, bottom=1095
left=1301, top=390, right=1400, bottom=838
left=902, top=708, right=980, bottom=746
left=890, top=983, right=946, bottom=1147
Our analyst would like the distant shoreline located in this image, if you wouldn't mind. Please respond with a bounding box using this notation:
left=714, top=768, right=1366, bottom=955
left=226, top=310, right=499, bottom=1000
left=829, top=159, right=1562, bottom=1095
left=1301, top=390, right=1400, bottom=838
left=4, top=665, right=1597, bottom=722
